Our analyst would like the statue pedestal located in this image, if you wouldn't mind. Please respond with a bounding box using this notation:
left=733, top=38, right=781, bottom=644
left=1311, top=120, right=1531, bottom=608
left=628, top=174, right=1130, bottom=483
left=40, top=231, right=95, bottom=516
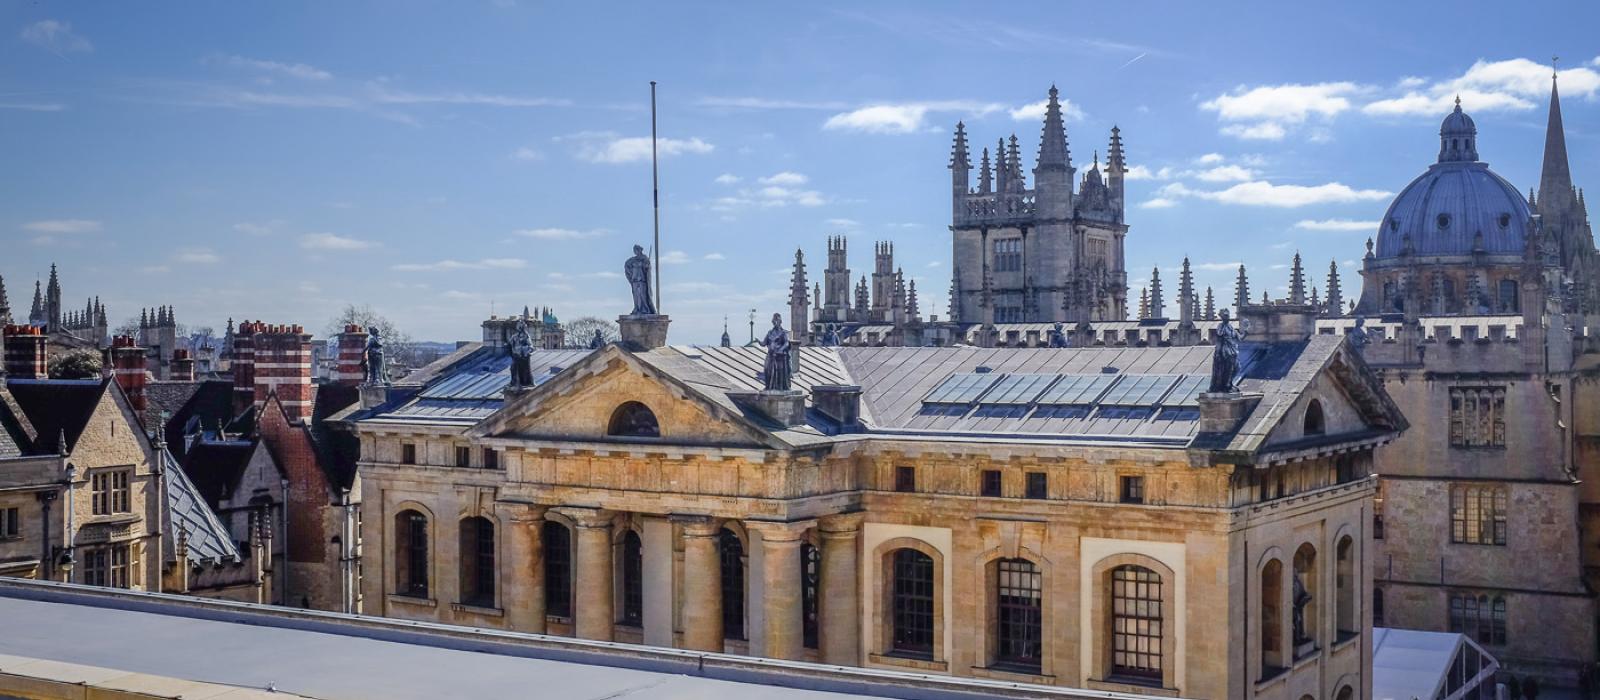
left=1197, top=391, right=1262, bottom=434
left=728, top=389, right=807, bottom=428
left=359, top=383, right=390, bottom=409
left=618, top=314, right=670, bottom=351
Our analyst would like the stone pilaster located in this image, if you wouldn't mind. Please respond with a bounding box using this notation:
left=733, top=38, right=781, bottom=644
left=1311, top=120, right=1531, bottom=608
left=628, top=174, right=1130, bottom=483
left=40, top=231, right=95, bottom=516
left=746, top=520, right=812, bottom=661
left=817, top=513, right=863, bottom=665
left=502, top=504, right=547, bottom=633
left=641, top=515, right=675, bottom=647
left=558, top=507, right=615, bottom=641
left=675, top=515, right=724, bottom=651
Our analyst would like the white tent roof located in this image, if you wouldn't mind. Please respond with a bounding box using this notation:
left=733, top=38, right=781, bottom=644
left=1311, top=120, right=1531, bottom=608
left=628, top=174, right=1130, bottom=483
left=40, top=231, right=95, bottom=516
left=1373, top=627, right=1498, bottom=700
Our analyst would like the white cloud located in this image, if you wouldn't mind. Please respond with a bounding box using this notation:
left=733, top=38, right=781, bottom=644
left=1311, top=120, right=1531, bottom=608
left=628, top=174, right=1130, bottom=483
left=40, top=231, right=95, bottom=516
left=1140, top=198, right=1178, bottom=209
left=759, top=171, right=808, bottom=186
left=1295, top=219, right=1378, bottom=231
left=1195, top=153, right=1225, bottom=165
left=515, top=227, right=608, bottom=240
left=660, top=250, right=690, bottom=265
left=1191, top=165, right=1256, bottom=182
left=1397, top=76, right=1427, bottom=89
left=559, top=131, right=714, bottom=164
left=1008, top=97, right=1085, bottom=122
left=300, top=233, right=377, bottom=250
left=1192, top=261, right=1244, bottom=271
left=176, top=248, right=221, bottom=264
left=703, top=252, right=726, bottom=261
left=22, top=219, right=100, bottom=234
left=391, top=258, right=527, bottom=272
left=1124, top=165, right=1175, bottom=181
left=510, top=147, right=543, bottom=161
left=21, top=20, right=91, bottom=54
left=1363, top=90, right=1530, bottom=117
left=1202, top=82, right=1361, bottom=140
left=714, top=173, right=741, bottom=185
left=823, top=100, right=1003, bottom=135
left=1158, top=180, right=1390, bottom=208
left=212, top=54, right=332, bottom=80
left=1362, top=58, right=1600, bottom=117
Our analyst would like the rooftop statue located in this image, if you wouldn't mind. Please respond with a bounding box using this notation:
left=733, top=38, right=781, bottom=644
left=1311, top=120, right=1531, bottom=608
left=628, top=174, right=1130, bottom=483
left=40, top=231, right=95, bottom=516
left=625, top=244, right=656, bottom=316
left=1209, top=309, right=1243, bottom=394
left=588, top=328, right=605, bottom=349
left=819, top=323, right=842, bottom=347
left=1047, top=322, right=1068, bottom=348
left=1347, top=315, right=1370, bottom=349
left=363, top=328, right=387, bottom=385
left=760, top=313, right=792, bottom=392
left=509, top=317, right=535, bottom=391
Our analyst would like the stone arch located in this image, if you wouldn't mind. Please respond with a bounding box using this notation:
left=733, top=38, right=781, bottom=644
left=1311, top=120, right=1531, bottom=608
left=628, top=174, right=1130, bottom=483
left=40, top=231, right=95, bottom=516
left=1303, top=398, right=1326, bottom=436
left=872, top=537, right=946, bottom=662
left=1258, top=553, right=1287, bottom=678
left=457, top=515, right=497, bottom=608
left=607, top=401, right=660, bottom=438
left=974, top=545, right=1053, bottom=675
left=1088, top=552, right=1177, bottom=690
left=1335, top=533, right=1357, bottom=637
left=718, top=523, right=749, bottom=642
left=392, top=501, right=436, bottom=600
left=1292, top=542, right=1319, bottom=652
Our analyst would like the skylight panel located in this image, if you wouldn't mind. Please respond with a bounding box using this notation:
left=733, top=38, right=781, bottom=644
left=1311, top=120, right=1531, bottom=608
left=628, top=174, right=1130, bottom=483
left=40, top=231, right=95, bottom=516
left=982, top=373, right=1058, bottom=405
left=923, top=372, right=1000, bottom=404
left=1164, top=375, right=1209, bottom=407
left=1036, top=374, right=1116, bottom=405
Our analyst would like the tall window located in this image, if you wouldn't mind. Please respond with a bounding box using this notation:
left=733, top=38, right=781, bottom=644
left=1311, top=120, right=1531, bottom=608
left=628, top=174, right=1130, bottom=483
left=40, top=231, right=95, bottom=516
left=1497, top=279, right=1519, bottom=312
left=993, top=238, right=1023, bottom=273
left=894, top=466, right=916, bottom=493
left=1449, top=387, right=1506, bottom=448
left=455, top=446, right=471, bottom=468
left=482, top=448, right=499, bottom=470
left=91, top=469, right=131, bottom=516
left=1449, top=593, right=1507, bottom=646
left=720, top=529, right=746, bottom=640
left=801, top=542, right=821, bottom=649
left=0, top=507, right=18, bottom=539
left=1336, top=536, right=1356, bottom=637
left=607, top=402, right=660, bottom=438
left=543, top=521, right=572, bottom=618
left=621, top=530, right=643, bottom=626
left=890, top=549, right=935, bottom=657
left=995, top=558, right=1042, bottom=672
left=1261, top=559, right=1284, bottom=676
left=458, top=517, right=495, bottom=607
left=1110, top=565, right=1163, bottom=682
left=395, top=510, right=429, bottom=597
left=1450, top=485, right=1507, bottom=545
left=980, top=470, right=1002, bottom=497
left=1373, top=588, right=1385, bottom=627
left=83, top=544, right=131, bottom=589
left=400, top=443, right=417, bottom=464
left=1024, top=472, right=1047, bottom=500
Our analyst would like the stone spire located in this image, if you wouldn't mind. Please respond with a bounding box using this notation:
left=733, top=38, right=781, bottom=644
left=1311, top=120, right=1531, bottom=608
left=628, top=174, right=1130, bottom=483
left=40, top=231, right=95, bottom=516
left=977, top=147, right=993, bottom=194
left=907, top=279, right=920, bottom=320
left=0, top=273, right=9, bottom=325
left=1310, top=285, right=1321, bottom=309
left=1178, top=258, right=1195, bottom=324
left=1234, top=264, right=1249, bottom=314
left=720, top=317, right=731, bottom=348
left=1138, top=287, right=1150, bottom=320
left=1106, top=125, right=1126, bottom=219
left=1203, top=286, right=1216, bottom=321
left=1148, top=267, right=1165, bottom=318
left=994, top=138, right=1009, bottom=193
left=1538, top=69, right=1575, bottom=216
left=1033, top=85, right=1074, bottom=219
left=1288, top=252, right=1306, bottom=305
left=45, top=264, right=61, bottom=331
left=789, top=248, right=809, bottom=344
left=950, top=121, right=970, bottom=220
left=813, top=282, right=822, bottom=312
left=1325, top=260, right=1343, bottom=316
left=1005, top=135, right=1025, bottom=192
left=1035, top=85, right=1071, bottom=171
left=854, top=276, right=869, bottom=316
left=29, top=280, right=44, bottom=325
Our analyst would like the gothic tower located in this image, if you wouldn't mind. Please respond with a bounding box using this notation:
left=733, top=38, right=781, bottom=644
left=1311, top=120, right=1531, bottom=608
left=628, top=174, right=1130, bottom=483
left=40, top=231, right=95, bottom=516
left=824, top=236, right=851, bottom=323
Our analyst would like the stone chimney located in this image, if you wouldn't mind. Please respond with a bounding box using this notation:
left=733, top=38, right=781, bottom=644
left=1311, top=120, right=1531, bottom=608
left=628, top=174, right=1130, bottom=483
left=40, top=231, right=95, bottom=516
left=111, top=336, right=148, bottom=412
left=335, top=324, right=368, bottom=386
left=2, top=325, right=47, bottom=379
left=812, top=384, right=863, bottom=431
left=170, top=348, right=195, bottom=382
left=253, top=323, right=314, bottom=423
left=232, top=320, right=258, bottom=416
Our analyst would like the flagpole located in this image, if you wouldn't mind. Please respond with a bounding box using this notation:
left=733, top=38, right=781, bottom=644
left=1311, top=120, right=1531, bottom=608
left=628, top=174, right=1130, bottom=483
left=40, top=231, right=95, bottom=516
left=650, top=81, right=661, bottom=314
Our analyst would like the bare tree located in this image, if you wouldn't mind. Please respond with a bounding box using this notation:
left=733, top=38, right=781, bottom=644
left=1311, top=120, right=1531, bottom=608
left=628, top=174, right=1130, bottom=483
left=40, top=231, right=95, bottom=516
left=563, top=316, right=619, bottom=348
left=326, top=304, right=420, bottom=369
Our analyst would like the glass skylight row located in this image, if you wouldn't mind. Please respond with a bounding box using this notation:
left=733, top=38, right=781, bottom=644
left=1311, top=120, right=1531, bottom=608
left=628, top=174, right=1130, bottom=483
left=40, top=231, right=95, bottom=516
left=922, top=372, right=1001, bottom=404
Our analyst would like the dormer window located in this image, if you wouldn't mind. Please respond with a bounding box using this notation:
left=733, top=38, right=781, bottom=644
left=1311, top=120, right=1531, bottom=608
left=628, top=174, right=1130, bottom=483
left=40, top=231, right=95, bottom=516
left=607, top=401, right=660, bottom=438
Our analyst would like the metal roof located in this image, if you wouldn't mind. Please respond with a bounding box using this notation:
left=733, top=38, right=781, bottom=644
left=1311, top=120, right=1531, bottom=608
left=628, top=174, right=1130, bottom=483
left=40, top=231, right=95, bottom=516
left=162, top=449, right=239, bottom=565
left=368, top=347, right=593, bottom=424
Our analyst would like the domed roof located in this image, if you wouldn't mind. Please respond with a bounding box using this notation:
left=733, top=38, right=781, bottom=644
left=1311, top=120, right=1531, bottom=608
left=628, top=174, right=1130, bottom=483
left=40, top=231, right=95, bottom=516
left=1373, top=101, right=1528, bottom=260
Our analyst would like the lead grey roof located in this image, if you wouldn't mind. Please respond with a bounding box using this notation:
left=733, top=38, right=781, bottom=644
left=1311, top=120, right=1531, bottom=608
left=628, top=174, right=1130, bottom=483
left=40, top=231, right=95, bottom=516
left=364, top=346, right=594, bottom=425
left=161, top=448, right=240, bottom=565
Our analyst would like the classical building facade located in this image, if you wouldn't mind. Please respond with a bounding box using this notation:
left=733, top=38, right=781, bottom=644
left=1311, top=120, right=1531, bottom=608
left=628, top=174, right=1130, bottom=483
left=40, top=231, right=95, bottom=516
left=346, top=303, right=1402, bottom=699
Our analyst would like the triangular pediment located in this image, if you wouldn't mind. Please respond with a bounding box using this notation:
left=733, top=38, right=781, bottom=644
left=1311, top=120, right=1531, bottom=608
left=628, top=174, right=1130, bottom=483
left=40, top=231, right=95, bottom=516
left=469, top=346, right=779, bottom=449
left=1254, top=342, right=1407, bottom=454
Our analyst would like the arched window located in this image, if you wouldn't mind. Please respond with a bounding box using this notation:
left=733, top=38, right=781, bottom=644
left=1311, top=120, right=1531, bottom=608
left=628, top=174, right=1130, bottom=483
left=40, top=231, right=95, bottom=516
left=995, top=558, right=1043, bottom=672
left=1373, top=587, right=1385, bottom=627
left=1109, top=565, right=1162, bottom=682
left=1293, top=544, right=1318, bottom=652
left=458, top=517, right=495, bottom=607
left=620, top=530, right=643, bottom=626
left=1303, top=400, right=1325, bottom=436
left=607, top=402, right=660, bottom=438
left=1336, top=686, right=1354, bottom=700
left=1498, top=279, right=1519, bottom=313
left=719, top=529, right=746, bottom=641
left=1336, top=536, right=1356, bottom=637
left=396, top=509, right=429, bottom=598
left=801, top=542, right=820, bottom=650
left=891, top=548, right=935, bottom=657
left=1261, top=558, right=1284, bottom=676
left=543, top=521, right=573, bottom=618
left=1450, top=593, right=1507, bottom=646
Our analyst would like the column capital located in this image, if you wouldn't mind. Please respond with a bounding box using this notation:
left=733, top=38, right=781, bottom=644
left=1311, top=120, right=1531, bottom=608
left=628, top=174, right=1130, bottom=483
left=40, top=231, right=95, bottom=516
left=553, top=506, right=614, bottom=529
left=670, top=514, right=722, bottom=537
left=817, top=512, right=865, bottom=537
left=500, top=502, right=549, bottom=525
left=744, top=519, right=813, bottom=543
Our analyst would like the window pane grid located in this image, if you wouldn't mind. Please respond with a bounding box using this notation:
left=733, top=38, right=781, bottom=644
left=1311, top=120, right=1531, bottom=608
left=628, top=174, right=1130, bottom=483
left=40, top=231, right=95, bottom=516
left=1111, top=566, right=1163, bottom=680
left=891, top=549, right=935, bottom=656
left=621, top=531, right=643, bottom=626
left=995, top=559, right=1042, bottom=671
left=802, top=543, right=820, bottom=649
left=1451, top=485, right=1507, bottom=545
left=720, top=530, right=746, bottom=640
left=543, top=522, right=572, bottom=618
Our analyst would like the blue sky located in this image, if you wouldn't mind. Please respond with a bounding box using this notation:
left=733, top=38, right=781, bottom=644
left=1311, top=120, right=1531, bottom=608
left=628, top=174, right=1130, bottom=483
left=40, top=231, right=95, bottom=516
left=3, top=1, right=1598, bottom=343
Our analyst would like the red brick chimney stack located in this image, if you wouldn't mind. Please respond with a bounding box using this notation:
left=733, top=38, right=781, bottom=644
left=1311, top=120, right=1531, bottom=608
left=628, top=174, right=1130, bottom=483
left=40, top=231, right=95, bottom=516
left=253, top=323, right=315, bottom=423
left=111, top=335, right=148, bottom=412
left=170, top=348, right=195, bottom=382
left=2, top=325, right=48, bottom=379
left=334, top=324, right=368, bottom=386
left=232, top=320, right=258, bottom=416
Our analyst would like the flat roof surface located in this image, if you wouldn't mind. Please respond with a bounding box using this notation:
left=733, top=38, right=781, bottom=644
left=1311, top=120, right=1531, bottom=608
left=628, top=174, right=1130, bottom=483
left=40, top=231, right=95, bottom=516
left=0, top=595, right=870, bottom=700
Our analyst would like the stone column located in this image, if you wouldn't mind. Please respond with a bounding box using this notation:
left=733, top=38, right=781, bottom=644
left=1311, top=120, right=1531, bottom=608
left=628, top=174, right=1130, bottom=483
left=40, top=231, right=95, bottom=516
left=818, top=513, right=863, bottom=666
left=675, top=515, right=723, bottom=652
left=560, top=507, right=615, bottom=642
left=502, top=504, right=547, bottom=634
left=641, top=515, right=674, bottom=647
left=746, top=521, right=811, bottom=661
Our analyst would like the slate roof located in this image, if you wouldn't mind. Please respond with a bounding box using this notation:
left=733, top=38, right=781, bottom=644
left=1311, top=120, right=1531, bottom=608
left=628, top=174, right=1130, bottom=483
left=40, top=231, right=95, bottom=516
left=161, top=448, right=239, bottom=564
left=0, top=384, right=36, bottom=458
left=144, top=380, right=233, bottom=460
left=360, top=346, right=593, bottom=426
left=3, top=379, right=108, bottom=454
left=308, top=382, right=361, bottom=490
left=181, top=438, right=258, bottom=508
